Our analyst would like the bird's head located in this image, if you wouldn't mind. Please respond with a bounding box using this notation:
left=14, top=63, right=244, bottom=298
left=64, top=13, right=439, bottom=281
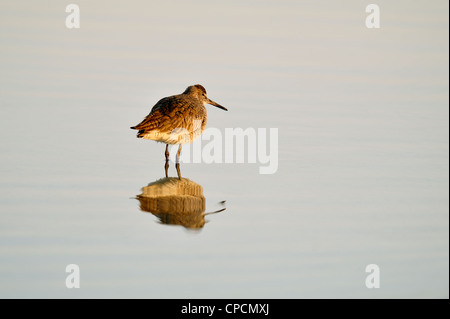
left=183, top=84, right=227, bottom=111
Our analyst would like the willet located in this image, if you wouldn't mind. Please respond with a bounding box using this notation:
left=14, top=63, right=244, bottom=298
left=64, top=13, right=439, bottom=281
left=131, top=84, right=227, bottom=175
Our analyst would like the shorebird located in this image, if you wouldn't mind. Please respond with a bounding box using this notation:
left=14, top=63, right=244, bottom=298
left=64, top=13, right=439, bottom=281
left=130, top=84, right=227, bottom=175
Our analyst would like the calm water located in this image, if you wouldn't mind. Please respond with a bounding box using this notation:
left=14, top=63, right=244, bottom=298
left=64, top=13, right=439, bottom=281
left=0, top=1, right=448, bottom=298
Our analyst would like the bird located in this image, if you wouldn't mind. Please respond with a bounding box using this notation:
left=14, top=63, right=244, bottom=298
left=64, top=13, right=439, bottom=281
left=130, top=84, right=227, bottom=174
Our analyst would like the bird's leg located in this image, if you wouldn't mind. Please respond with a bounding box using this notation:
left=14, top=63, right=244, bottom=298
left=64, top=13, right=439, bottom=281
left=165, top=144, right=169, bottom=162
left=164, top=144, right=169, bottom=178
left=176, top=145, right=182, bottom=180
left=164, top=160, right=169, bottom=178
left=176, top=163, right=181, bottom=180
left=176, top=145, right=182, bottom=163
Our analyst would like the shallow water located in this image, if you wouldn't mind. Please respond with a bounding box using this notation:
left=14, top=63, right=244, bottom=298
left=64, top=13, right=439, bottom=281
left=0, top=0, right=448, bottom=298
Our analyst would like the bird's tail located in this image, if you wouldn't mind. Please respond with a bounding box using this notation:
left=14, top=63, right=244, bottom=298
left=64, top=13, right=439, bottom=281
left=130, top=125, right=144, bottom=138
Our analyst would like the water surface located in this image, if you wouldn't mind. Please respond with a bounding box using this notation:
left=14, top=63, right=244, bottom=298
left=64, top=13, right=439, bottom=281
left=0, top=0, right=448, bottom=298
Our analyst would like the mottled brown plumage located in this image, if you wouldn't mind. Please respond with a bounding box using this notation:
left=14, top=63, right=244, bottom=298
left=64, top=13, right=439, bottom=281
left=131, top=84, right=227, bottom=164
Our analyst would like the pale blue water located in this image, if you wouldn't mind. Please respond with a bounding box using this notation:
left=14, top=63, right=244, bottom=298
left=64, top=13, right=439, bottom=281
left=0, top=0, right=448, bottom=298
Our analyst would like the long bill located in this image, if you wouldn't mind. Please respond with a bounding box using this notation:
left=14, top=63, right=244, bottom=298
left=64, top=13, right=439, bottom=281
left=208, top=99, right=228, bottom=111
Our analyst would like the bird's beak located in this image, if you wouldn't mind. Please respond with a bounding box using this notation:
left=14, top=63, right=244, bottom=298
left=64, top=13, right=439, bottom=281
left=208, top=99, right=228, bottom=111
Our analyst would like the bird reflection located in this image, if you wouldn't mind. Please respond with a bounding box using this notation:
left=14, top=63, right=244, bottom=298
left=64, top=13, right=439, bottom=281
left=136, top=175, right=225, bottom=230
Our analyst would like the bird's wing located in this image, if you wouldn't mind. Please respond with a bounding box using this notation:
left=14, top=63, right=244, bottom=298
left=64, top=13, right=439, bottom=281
left=131, top=96, right=199, bottom=133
